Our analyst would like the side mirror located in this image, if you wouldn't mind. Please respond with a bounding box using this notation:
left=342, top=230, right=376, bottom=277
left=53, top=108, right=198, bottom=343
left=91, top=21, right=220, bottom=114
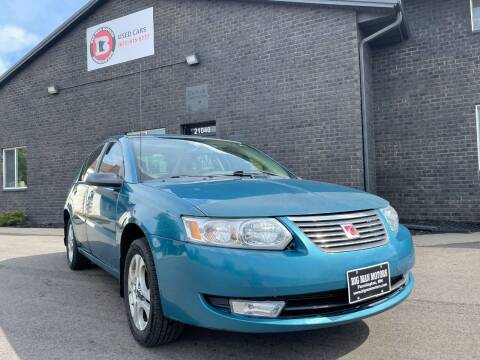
left=85, top=173, right=123, bottom=188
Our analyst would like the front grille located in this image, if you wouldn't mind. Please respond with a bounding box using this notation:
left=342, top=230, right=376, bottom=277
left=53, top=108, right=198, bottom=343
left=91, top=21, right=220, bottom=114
left=205, top=274, right=409, bottom=318
left=288, top=210, right=389, bottom=252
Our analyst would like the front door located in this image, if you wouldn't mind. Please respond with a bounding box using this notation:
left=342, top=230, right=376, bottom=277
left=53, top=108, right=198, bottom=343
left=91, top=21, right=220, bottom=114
left=85, top=142, right=124, bottom=272
left=72, top=144, right=105, bottom=251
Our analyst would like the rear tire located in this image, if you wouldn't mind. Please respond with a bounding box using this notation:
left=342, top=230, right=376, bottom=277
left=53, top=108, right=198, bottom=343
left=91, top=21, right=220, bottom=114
left=66, top=220, right=89, bottom=270
left=124, top=238, right=183, bottom=346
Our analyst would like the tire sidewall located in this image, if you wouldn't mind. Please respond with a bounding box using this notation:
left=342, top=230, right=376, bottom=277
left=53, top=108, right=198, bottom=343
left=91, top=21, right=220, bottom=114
left=123, top=238, right=161, bottom=344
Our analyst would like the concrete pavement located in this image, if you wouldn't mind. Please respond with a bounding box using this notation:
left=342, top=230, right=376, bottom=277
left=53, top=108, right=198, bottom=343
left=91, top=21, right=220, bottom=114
left=0, top=229, right=478, bottom=360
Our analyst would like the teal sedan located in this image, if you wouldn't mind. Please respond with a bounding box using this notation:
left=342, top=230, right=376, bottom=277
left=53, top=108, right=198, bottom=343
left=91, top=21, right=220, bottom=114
left=64, top=135, right=415, bottom=346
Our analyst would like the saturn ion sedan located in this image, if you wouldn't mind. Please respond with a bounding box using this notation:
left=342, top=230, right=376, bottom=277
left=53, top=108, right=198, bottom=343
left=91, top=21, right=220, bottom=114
left=64, top=135, right=415, bottom=346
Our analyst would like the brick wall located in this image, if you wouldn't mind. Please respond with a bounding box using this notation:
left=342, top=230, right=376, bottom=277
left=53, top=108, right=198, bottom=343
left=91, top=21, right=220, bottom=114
left=372, top=0, right=480, bottom=222
left=0, top=0, right=364, bottom=226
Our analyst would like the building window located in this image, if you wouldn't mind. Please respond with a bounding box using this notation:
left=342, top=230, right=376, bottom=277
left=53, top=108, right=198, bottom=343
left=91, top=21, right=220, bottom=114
left=477, top=106, right=480, bottom=170
left=471, top=0, right=480, bottom=32
left=2, top=147, right=27, bottom=190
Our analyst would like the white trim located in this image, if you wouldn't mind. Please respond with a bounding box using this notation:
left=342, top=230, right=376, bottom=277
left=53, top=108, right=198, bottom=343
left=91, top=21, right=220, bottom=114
left=471, top=0, right=480, bottom=32
left=476, top=105, right=480, bottom=171
left=127, top=128, right=166, bottom=136
left=2, top=147, right=27, bottom=191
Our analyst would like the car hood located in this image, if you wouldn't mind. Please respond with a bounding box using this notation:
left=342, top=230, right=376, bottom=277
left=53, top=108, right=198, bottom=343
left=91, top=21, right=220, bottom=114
left=143, top=178, right=389, bottom=217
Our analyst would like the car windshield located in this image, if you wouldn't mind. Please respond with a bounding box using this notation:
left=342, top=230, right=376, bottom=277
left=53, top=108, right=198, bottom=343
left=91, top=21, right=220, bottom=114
left=131, top=137, right=294, bottom=181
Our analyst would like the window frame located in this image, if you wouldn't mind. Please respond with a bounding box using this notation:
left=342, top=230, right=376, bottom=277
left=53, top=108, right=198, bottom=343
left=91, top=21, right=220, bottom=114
left=476, top=105, right=480, bottom=171
left=2, top=147, right=27, bottom=191
left=471, top=0, right=480, bottom=32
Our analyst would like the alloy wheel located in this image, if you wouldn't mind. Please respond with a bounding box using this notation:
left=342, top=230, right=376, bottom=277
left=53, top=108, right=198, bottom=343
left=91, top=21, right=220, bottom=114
left=128, top=254, right=151, bottom=331
left=67, top=223, right=74, bottom=263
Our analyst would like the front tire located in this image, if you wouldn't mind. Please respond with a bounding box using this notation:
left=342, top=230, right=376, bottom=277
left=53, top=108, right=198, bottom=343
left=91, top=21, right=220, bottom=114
left=124, top=238, right=183, bottom=346
left=66, top=220, right=89, bottom=270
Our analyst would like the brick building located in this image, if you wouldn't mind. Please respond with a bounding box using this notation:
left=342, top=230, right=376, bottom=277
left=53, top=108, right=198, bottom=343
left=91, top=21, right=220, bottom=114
left=0, top=0, right=478, bottom=226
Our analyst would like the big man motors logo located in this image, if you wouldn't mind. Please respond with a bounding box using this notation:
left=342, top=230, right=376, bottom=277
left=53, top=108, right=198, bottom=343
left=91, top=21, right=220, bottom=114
left=89, top=26, right=116, bottom=64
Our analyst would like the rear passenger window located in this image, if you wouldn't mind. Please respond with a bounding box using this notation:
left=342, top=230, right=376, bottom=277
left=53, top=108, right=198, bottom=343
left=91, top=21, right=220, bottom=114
left=99, top=142, right=124, bottom=177
left=81, top=145, right=104, bottom=181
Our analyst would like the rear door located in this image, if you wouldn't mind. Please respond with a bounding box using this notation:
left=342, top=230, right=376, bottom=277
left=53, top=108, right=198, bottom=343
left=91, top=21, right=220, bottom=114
left=85, top=141, right=124, bottom=271
left=71, top=144, right=105, bottom=252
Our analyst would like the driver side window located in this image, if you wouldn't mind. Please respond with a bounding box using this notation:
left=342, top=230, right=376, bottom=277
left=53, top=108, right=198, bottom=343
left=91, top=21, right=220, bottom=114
left=99, top=142, right=124, bottom=178
left=81, top=145, right=105, bottom=182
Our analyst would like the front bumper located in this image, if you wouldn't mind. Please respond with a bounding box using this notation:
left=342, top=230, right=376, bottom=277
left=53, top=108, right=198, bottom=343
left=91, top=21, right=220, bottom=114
left=196, top=272, right=414, bottom=333
left=151, top=223, right=415, bottom=333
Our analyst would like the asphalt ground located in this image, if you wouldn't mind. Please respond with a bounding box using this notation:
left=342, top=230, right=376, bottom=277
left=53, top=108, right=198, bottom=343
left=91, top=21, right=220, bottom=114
left=0, top=229, right=478, bottom=360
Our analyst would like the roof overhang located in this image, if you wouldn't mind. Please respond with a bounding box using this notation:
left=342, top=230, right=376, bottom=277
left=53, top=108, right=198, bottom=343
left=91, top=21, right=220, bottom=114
left=0, top=0, right=405, bottom=88
left=259, top=0, right=399, bottom=9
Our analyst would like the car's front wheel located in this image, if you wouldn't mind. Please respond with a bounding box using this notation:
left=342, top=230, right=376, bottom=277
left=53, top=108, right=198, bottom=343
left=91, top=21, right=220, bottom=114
left=124, top=238, right=183, bottom=346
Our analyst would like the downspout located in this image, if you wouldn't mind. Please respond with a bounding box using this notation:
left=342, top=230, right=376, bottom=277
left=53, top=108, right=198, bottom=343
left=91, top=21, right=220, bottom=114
left=359, top=8, right=403, bottom=193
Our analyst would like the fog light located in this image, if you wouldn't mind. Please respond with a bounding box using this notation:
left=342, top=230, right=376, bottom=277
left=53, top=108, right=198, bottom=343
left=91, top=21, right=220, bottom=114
left=230, top=300, right=285, bottom=318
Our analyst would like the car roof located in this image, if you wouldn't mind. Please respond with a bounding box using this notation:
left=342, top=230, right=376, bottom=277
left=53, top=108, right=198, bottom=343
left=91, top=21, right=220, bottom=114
left=107, top=134, right=242, bottom=144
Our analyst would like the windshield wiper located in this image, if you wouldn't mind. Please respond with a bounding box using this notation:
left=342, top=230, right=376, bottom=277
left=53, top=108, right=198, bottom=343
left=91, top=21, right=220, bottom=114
left=255, top=170, right=282, bottom=176
left=209, top=170, right=281, bottom=178
left=231, top=170, right=256, bottom=178
left=167, top=171, right=283, bottom=179
left=168, top=175, right=212, bottom=179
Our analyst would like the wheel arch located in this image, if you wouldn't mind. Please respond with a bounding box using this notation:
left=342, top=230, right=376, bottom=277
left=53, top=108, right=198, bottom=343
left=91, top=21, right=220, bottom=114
left=119, top=222, right=147, bottom=297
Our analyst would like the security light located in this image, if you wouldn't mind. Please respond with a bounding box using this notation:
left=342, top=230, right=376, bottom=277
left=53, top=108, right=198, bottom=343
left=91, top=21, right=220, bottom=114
left=47, top=85, right=59, bottom=95
left=185, top=54, right=199, bottom=66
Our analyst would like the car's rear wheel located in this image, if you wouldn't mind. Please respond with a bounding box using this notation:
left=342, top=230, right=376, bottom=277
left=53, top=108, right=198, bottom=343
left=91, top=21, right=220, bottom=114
left=124, top=238, right=183, bottom=346
left=66, top=220, right=89, bottom=270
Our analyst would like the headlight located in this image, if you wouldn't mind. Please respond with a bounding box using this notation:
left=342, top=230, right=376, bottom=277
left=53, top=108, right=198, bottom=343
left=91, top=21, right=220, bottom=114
left=182, top=217, right=293, bottom=250
left=380, top=206, right=399, bottom=235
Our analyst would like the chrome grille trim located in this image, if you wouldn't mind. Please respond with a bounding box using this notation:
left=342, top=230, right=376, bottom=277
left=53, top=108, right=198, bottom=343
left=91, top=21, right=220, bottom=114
left=288, top=210, right=389, bottom=252
left=291, top=216, right=380, bottom=227
left=289, top=211, right=379, bottom=221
